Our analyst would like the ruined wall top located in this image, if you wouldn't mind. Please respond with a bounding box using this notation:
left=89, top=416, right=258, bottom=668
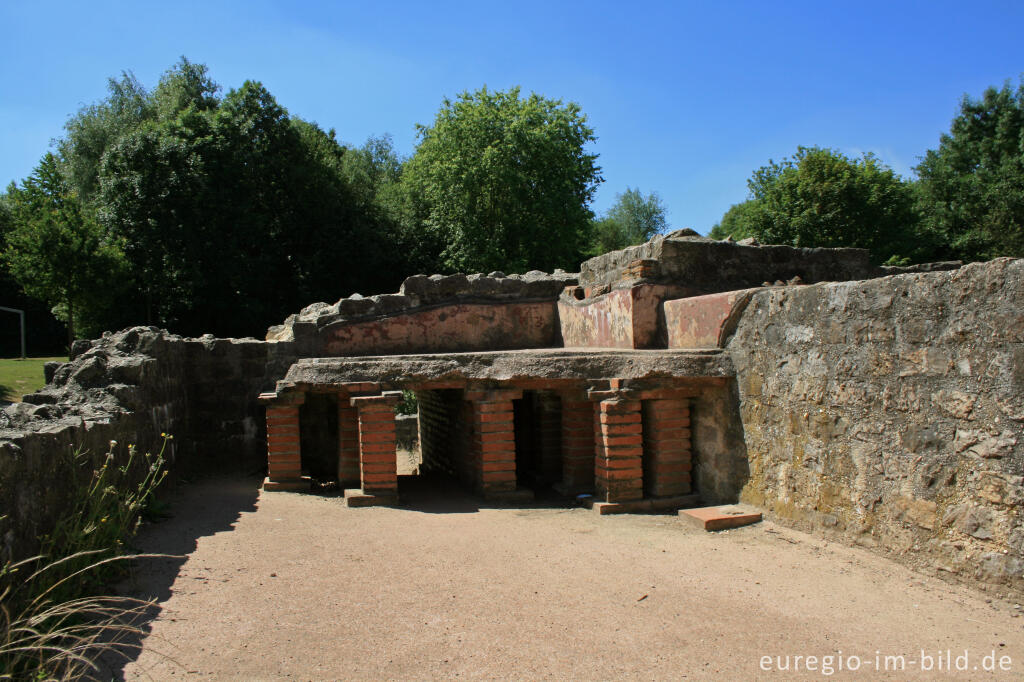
left=267, top=270, right=577, bottom=342
left=578, top=230, right=880, bottom=291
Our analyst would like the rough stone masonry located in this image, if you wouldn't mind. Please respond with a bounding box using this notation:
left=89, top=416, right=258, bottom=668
left=2, top=231, right=1020, bottom=596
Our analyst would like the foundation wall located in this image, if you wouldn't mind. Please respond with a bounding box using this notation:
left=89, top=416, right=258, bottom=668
left=728, top=258, right=1024, bottom=594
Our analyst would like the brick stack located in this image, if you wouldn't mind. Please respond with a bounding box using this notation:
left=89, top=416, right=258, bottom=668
left=351, top=393, right=401, bottom=497
left=594, top=398, right=644, bottom=502
left=641, top=399, right=692, bottom=496
left=467, top=389, right=521, bottom=496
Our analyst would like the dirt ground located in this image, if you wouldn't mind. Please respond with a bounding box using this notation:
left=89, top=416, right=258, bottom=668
left=111, top=476, right=1024, bottom=681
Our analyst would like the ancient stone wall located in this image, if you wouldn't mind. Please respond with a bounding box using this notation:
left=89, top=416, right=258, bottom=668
left=269, top=271, right=576, bottom=356
left=727, top=258, right=1024, bottom=593
left=0, top=327, right=290, bottom=564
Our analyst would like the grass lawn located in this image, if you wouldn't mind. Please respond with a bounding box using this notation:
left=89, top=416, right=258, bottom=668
left=0, top=356, right=66, bottom=403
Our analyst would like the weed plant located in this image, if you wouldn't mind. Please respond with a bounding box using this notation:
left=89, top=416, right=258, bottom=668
left=0, top=435, right=171, bottom=679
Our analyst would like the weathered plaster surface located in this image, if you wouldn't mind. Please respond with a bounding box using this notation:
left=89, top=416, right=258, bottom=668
left=664, top=289, right=757, bottom=349
left=320, top=302, right=560, bottom=356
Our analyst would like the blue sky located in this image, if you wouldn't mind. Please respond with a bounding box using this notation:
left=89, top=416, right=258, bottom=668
left=2, top=0, right=1022, bottom=234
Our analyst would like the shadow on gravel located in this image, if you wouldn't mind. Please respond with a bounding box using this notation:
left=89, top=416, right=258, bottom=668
left=98, top=475, right=261, bottom=680
left=397, top=473, right=581, bottom=515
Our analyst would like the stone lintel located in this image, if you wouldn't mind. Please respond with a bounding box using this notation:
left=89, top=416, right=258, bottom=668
left=258, top=390, right=306, bottom=406
left=350, top=391, right=402, bottom=407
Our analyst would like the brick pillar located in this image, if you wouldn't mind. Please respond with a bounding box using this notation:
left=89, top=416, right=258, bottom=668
left=349, top=393, right=401, bottom=500
left=337, top=395, right=360, bottom=486
left=559, top=393, right=596, bottom=495
left=595, top=398, right=644, bottom=503
left=467, top=388, right=522, bottom=497
left=642, top=399, right=692, bottom=497
left=260, top=391, right=306, bottom=491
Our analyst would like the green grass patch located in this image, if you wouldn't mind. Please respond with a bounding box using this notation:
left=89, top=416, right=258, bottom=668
left=0, top=356, right=65, bottom=402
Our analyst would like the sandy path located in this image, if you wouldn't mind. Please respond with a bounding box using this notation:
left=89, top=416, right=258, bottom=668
left=114, top=476, right=1024, bottom=680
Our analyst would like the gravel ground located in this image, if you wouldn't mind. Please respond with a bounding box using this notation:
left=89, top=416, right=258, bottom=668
left=113, top=476, right=1024, bottom=681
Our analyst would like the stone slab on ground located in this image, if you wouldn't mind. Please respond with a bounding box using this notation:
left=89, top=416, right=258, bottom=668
left=681, top=504, right=763, bottom=530
left=585, top=493, right=700, bottom=515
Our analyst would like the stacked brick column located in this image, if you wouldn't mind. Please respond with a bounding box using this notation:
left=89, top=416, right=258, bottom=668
left=641, top=399, right=692, bottom=497
left=337, top=394, right=360, bottom=486
left=467, top=388, right=522, bottom=497
left=594, top=398, right=644, bottom=503
left=350, top=392, right=401, bottom=499
left=559, top=393, right=596, bottom=494
left=260, top=391, right=306, bottom=491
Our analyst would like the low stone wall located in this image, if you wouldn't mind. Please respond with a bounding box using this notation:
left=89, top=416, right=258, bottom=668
left=728, top=258, right=1024, bottom=594
left=0, top=327, right=292, bottom=564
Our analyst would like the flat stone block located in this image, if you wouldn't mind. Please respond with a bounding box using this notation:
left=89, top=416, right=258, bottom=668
left=585, top=494, right=700, bottom=515
left=344, top=488, right=400, bottom=507
left=680, top=505, right=763, bottom=531
left=262, top=476, right=309, bottom=492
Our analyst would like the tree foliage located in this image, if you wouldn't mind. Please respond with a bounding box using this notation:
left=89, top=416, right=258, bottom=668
left=3, top=154, right=125, bottom=344
left=8, top=58, right=404, bottom=338
left=402, top=86, right=602, bottom=274
left=589, top=187, right=667, bottom=255
left=915, top=80, right=1024, bottom=262
left=735, top=146, right=919, bottom=263
left=708, top=200, right=760, bottom=241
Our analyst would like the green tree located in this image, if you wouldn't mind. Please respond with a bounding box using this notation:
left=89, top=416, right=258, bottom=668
left=3, top=154, right=125, bottom=345
left=915, top=80, right=1024, bottom=261
left=403, top=86, right=602, bottom=274
left=589, top=187, right=667, bottom=255
left=708, top=199, right=761, bottom=241
left=741, top=146, right=919, bottom=263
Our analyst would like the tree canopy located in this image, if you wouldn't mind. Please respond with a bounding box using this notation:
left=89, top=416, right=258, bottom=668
left=3, top=153, right=125, bottom=345
left=401, top=86, right=602, bottom=274
left=712, top=147, right=919, bottom=264
left=5, top=58, right=405, bottom=339
left=589, top=187, right=667, bottom=255
left=915, top=80, right=1024, bottom=262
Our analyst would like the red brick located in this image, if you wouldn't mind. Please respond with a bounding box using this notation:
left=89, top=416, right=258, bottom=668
left=599, top=412, right=642, bottom=424
left=359, top=430, right=397, bottom=444
left=475, top=401, right=514, bottom=413
left=481, top=460, right=516, bottom=473
left=268, top=454, right=299, bottom=464
left=478, top=442, right=516, bottom=456
left=598, top=467, right=643, bottom=481
left=477, top=419, right=515, bottom=432
left=599, top=400, right=641, bottom=415
left=602, top=434, right=643, bottom=447
left=600, top=423, right=643, bottom=437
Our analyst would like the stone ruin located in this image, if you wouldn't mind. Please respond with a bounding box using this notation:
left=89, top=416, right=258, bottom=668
left=2, top=231, right=1022, bottom=595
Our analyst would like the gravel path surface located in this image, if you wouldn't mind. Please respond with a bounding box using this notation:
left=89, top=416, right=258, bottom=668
left=114, top=476, right=1024, bottom=680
